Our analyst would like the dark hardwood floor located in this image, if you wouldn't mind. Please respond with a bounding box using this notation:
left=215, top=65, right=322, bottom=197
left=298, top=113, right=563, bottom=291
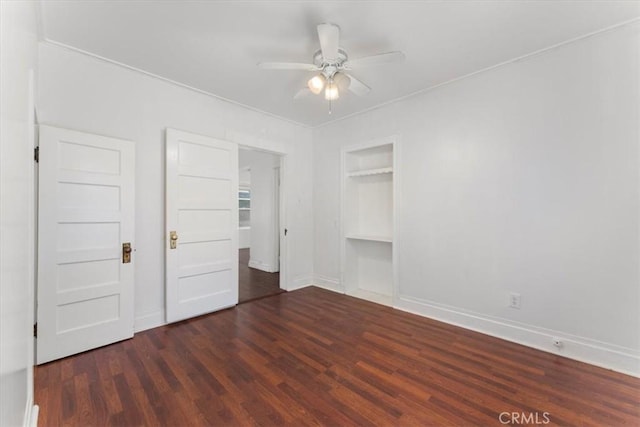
left=238, top=248, right=283, bottom=303
left=35, top=287, right=640, bottom=426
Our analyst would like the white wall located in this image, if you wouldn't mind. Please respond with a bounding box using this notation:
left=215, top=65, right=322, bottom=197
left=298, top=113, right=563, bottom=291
left=313, top=23, right=640, bottom=375
left=37, top=43, right=314, bottom=332
left=238, top=227, right=251, bottom=250
left=0, top=1, right=39, bottom=425
left=239, top=149, right=281, bottom=272
left=239, top=168, right=251, bottom=188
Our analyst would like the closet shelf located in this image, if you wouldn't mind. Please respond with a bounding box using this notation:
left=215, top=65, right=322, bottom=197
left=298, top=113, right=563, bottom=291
left=346, top=234, right=393, bottom=243
left=347, top=167, right=393, bottom=177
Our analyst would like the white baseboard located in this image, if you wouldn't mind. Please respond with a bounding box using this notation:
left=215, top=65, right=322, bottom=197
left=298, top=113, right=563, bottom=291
left=23, top=398, right=38, bottom=427
left=248, top=259, right=278, bottom=273
left=312, top=275, right=344, bottom=293
left=134, top=310, right=166, bottom=333
left=396, top=294, right=640, bottom=378
left=288, top=275, right=313, bottom=291
left=347, top=289, right=392, bottom=306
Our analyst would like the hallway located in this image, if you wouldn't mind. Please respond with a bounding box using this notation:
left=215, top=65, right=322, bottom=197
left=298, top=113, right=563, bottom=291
left=238, top=248, right=283, bottom=303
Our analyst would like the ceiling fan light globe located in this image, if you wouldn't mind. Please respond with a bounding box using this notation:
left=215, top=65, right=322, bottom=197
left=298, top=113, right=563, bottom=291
left=333, top=72, right=351, bottom=91
left=325, top=85, right=339, bottom=101
left=307, top=75, right=326, bottom=95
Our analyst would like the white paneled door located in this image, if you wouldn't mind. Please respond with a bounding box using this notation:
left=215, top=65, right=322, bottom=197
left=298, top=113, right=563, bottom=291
left=37, top=125, right=135, bottom=364
left=165, top=129, right=238, bottom=323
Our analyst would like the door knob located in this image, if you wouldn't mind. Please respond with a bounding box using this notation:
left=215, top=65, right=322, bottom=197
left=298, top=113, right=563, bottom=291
left=169, top=231, right=178, bottom=249
left=122, top=242, right=132, bottom=263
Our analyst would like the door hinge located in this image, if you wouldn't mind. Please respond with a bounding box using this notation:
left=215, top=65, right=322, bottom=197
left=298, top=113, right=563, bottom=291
left=33, top=323, right=37, bottom=338
left=34, top=146, right=39, bottom=163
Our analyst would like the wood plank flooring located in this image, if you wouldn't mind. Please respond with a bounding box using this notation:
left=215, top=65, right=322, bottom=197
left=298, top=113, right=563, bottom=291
left=238, top=248, right=283, bottom=303
left=35, top=287, right=640, bottom=426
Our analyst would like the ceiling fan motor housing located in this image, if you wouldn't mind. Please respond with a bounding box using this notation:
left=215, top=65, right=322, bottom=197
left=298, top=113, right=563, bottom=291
left=313, top=48, right=349, bottom=79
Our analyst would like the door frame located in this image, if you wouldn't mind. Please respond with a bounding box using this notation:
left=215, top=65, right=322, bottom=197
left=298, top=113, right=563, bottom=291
left=238, top=145, right=288, bottom=291
left=272, top=165, right=281, bottom=275
left=27, top=68, right=36, bottom=415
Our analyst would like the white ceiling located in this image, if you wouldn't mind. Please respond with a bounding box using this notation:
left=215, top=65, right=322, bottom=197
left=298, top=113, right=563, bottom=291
left=40, top=1, right=640, bottom=127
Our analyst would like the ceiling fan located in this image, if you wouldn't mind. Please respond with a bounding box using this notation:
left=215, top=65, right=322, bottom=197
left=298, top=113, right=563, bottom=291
left=258, top=23, right=405, bottom=107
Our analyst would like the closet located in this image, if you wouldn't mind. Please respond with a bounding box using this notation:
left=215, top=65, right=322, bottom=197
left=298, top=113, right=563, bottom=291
left=342, top=137, right=396, bottom=306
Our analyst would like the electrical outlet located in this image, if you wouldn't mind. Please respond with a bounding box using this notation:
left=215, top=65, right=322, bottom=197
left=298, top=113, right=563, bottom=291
left=509, top=292, right=521, bottom=309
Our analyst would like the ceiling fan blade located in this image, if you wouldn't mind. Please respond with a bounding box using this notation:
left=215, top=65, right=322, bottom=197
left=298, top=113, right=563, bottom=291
left=317, top=23, right=340, bottom=61
left=258, top=62, right=318, bottom=71
left=344, top=51, right=406, bottom=68
left=293, top=88, right=312, bottom=100
left=345, top=73, right=371, bottom=96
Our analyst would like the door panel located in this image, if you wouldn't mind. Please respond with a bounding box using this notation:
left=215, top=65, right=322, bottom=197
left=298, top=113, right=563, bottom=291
left=37, top=125, right=135, bottom=364
left=166, top=129, right=238, bottom=323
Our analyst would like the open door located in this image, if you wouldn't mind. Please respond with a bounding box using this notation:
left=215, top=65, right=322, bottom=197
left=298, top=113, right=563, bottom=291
left=165, top=129, right=238, bottom=323
left=37, top=125, right=135, bottom=364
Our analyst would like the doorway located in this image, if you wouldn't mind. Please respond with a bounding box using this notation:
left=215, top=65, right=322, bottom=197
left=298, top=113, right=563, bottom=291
left=237, top=148, right=285, bottom=303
